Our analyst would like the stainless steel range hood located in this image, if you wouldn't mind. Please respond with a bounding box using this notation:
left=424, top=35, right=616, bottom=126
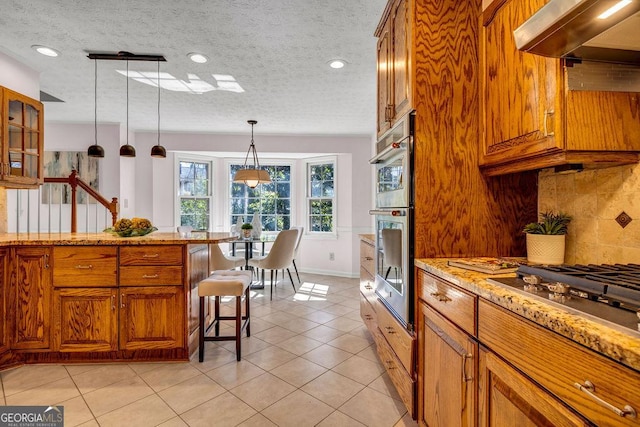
left=514, top=0, right=640, bottom=64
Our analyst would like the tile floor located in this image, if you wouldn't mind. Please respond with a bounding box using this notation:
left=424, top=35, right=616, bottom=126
left=0, top=273, right=418, bottom=427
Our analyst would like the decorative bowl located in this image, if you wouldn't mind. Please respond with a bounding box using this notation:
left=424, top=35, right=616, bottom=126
left=104, top=226, right=158, bottom=237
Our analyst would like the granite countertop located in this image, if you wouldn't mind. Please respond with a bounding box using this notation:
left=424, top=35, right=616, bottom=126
left=415, top=258, right=640, bottom=372
left=0, top=232, right=235, bottom=246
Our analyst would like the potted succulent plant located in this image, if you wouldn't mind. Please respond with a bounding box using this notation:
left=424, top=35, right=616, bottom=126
left=523, top=211, right=572, bottom=265
left=241, top=222, right=253, bottom=238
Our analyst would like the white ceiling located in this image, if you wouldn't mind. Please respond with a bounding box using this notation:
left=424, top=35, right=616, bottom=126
left=0, top=0, right=387, bottom=137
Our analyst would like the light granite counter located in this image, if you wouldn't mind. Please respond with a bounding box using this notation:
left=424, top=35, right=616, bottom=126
left=0, top=231, right=235, bottom=245
left=415, top=258, right=640, bottom=372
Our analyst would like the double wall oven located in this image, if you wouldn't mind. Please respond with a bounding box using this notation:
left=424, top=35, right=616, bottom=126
left=369, top=113, right=414, bottom=330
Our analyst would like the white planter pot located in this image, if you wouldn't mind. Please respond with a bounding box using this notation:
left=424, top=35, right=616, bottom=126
left=526, top=234, right=566, bottom=265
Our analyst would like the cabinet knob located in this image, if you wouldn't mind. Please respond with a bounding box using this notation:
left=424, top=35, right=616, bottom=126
left=430, top=291, right=451, bottom=302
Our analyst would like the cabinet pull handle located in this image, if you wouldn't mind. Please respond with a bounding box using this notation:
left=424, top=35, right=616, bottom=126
left=364, top=314, right=373, bottom=320
left=111, top=294, right=116, bottom=311
left=574, top=380, right=637, bottom=418
left=543, top=109, right=555, bottom=137
left=430, top=292, right=451, bottom=302
left=75, top=264, right=93, bottom=269
left=463, top=354, right=473, bottom=382
left=44, top=254, right=50, bottom=269
left=365, top=256, right=373, bottom=261
left=142, top=274, right=159, bottom=279
left=386, top=361, right=395, bottom=370
left=120, top=293, right=125, bottom=308
left=364, top=284, right=373, bottom=290
left=142, top=253, right=160, bottom=258
left=385, top=326, right=395, bottom=334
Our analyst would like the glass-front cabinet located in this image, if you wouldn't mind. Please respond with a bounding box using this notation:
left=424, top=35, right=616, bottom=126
left=1, top=86, right=44, bottom=188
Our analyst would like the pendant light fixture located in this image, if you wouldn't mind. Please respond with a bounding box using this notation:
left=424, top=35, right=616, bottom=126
left=119, top=59, right=136, bottom=157
left=233, top=120, right=271, bottom=188
left=87, top=58, right=105, bottom=158
left=150, top=59, right=166, bottom=158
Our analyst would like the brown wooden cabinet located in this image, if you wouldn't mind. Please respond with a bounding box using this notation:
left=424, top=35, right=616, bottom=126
left=479, top=347, right=590, bottom=427
left=359, top=236, right=416, bottom=417
left=119, top=286, right=184, bottom=351
left=0, top=249, right=9, bottom=356
left=417, top=270, right=478, bottom=427
left=376, top=0, right=412, bottom=137
left=53, top=287, right=118, bottom=352
left=11, top=247, right=52, bottom=350
left=479, top=0, right=640, bottom=176
left=419, top=303, right=477, bottom=427
left=0, top=86, right=44, bottom=188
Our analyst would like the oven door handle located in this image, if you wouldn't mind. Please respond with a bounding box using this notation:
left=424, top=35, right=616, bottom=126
left=369, top=209, right=407, bottom=217
left=369, top=135, right=410, bottom=164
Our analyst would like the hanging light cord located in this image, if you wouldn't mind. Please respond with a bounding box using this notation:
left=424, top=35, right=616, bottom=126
left=157, top=60, right=160, bottom=146
left=126, top=59, right=129, bottom=145
left=94, top=59, right=98, bottom=145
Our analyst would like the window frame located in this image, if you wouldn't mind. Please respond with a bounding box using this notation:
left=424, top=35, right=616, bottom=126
left=175, top=155, right=214, bottom=231
left=226, top=159, right=295, bottom=235
left=306, top=157, right=337, bottom=237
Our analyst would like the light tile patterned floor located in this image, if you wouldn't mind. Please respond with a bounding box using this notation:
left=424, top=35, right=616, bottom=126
left=0, top=273, right=418, bottom=427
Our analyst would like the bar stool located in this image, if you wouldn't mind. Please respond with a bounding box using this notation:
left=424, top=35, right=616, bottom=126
left=198, top=270, right=252, bottom=362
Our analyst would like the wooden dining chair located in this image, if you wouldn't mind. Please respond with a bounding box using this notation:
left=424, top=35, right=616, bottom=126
left=248, top=229, right=298, bottom=300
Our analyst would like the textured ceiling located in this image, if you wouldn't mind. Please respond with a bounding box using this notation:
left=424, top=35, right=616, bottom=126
left=0, top=0, right=387, bottom=137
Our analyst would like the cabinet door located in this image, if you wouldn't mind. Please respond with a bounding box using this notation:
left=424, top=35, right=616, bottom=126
left=119, top=286, right=184, bottom=350
left=480, top=0, right=562, bottom=164
left=419, top=303, right=476, bottom=427
left=53, top=288, right=118, bottom=352
left=377, top=22, right=392, bottom=136
left=0, top=249, right=9, bottom=355
left=479, top=347, right=591, bottom=427
left=391, top=0, right=411, bottom=121
left=1, top=87, right=44, bottom=188
left=11, top=247, right=52, bottom=350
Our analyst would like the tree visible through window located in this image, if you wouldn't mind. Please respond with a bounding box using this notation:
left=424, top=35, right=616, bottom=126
left=230, top=164, right=291, bottom=231
left=179, top=160, right=211, bottom=230
left=308, top=162, right=334, bottom=232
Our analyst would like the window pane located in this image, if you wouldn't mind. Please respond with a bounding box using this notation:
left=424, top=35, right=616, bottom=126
left=322, top=180, right=334, bottom=197
left=307, top=162, right=335, bottom=233
left=229, top=164, right=291, bottom=231
left=180, top=198, right=210, bottom=231
left=310, top=216, right=322, bottom=232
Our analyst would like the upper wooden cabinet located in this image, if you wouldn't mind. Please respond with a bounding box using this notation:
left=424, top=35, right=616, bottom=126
left=479, top=0, right=640, bottom=176
left=0, top=86, right=44, bottom=188
left=376, top=0, right=413, bottom=137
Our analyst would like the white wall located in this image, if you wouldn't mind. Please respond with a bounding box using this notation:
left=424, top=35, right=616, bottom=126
left=0, top=51, right=39, bottom=98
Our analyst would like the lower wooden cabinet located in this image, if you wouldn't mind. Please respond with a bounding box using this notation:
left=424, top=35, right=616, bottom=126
left=119, top=286, right=184, bottom=350
left=11, top=247, right=52, bottom=350
left=0, top=249, right=9, bottom=356
left=419, top=302, right=477, bottom=427
left=53, top=287, right=118, bottom=352
left=478, top=347, right=590, bottom=427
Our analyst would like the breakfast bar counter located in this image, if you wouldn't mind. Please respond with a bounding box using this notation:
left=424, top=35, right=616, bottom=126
left=0, top=232, right=235, bottom=370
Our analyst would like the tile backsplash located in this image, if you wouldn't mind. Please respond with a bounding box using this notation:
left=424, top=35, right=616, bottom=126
left=538, top=163, right=640, bottom=264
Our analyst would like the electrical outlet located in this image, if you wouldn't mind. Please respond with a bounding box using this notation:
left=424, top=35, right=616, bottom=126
left=329, top=252, right=335, bottom=261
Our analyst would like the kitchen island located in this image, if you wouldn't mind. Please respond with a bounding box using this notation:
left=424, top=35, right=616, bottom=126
left=0, top=232, right=234, bottom=370
left=416, top=258, right=640, bottom=426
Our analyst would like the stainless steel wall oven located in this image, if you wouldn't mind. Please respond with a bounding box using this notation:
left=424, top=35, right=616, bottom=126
left=369, top=113, right=414, bottom=330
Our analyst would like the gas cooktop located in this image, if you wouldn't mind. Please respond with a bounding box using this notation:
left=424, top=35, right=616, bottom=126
left=488, top=263, right=640, bottom=336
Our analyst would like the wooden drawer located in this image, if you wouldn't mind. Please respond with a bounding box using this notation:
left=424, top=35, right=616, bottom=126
left=418, top=269, right=476, bottom=336
left=53, top=246, right=117, bottom=287
left=376, top=327, right=415, bottom=418
left=119, top=266, right=183, bottom=286
left=479, top=300, right=640, bottom=427
left=360, top=293, right=379, bottom=337
left=360, top=240, right=375, bottom=277
left=375, top=298, right=415, bottom=374
left=360, top=267, right=376, bottom=305
left=120, top=245, right=183, bottom=266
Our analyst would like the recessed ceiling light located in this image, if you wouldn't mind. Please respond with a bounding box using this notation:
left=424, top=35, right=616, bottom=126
left=188, top=53, right=209, bottom=63
left=328, top=59, right=346, bottom=69
left=32, top=45, right=60, bottom=57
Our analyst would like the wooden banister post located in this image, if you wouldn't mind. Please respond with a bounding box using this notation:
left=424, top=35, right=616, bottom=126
left=69, top=170, right=78, bottom=233
left=110, top=198, right=119, bottom=226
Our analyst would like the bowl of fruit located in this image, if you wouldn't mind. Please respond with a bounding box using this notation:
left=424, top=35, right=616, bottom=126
left=105, top=217, right=158, bottom=237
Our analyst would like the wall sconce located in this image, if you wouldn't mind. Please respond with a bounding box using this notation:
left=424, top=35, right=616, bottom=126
left=233, top=120, right=271, bottom=188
